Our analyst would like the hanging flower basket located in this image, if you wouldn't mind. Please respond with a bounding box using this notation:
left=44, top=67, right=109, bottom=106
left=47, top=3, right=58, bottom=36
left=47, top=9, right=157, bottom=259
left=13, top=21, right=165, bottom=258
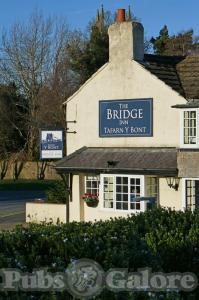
left=82, top=193, right=99, bottom=207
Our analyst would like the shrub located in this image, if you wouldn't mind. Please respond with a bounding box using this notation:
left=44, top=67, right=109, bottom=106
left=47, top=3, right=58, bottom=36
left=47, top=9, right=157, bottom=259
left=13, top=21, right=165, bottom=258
left=46, top=180, right=69, bottom=204
left=0, top=208, right=198, bottom=299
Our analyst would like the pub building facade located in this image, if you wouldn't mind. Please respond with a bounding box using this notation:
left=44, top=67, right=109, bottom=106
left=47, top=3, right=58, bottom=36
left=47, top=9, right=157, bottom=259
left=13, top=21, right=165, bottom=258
left=55, top=8, right=199, bottom=222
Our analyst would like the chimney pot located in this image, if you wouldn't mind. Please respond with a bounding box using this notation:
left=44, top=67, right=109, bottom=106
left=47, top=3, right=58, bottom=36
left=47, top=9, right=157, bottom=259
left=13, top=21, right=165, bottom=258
left=117, top=9, right=126, bottom=23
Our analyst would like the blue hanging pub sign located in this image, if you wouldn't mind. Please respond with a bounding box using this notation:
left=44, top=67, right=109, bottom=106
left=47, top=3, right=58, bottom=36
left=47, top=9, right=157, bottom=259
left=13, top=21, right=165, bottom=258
left=40, top=130, right=64, bottom=159
left=99, top=99, right=153, bottom=137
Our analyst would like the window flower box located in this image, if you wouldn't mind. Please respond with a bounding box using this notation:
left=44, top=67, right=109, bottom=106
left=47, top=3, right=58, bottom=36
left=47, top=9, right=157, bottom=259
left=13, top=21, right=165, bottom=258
left=82, top=193, right=99, bottom=207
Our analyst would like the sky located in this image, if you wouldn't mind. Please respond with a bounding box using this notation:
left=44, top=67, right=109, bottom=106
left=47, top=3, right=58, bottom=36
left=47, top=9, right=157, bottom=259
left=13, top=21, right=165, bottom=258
left=0, top=0, right=198, bottom=39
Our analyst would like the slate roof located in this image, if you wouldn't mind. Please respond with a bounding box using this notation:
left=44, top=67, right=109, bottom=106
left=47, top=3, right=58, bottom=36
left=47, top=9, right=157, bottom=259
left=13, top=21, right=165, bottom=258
left=176, top=56, right=199, bottom=100
left=55, top=147, right=178, bottom=175
left=143, top=54, right=199, bottom=100
left=172, top=99, right=199, bottom=109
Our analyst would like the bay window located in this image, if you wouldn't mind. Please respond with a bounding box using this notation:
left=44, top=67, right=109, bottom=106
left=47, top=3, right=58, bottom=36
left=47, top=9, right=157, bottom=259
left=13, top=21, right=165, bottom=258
left=84, top=174, right=158, bottom=211
left=101, top=175, right=144, bottom=211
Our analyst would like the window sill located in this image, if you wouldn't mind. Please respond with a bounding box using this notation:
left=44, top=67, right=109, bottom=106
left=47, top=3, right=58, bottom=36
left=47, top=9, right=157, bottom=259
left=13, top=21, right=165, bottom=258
left=99, top=208, right=143, bottom=213
left=180, top=145, right=199, bottom=149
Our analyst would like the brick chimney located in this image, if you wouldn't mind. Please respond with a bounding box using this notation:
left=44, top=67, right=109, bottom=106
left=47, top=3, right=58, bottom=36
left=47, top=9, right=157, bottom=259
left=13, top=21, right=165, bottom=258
left=108, top=9, right=144, bottom=63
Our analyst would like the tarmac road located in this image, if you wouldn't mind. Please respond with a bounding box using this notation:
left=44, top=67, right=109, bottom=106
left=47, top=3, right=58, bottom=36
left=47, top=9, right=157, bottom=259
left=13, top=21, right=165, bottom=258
left=0, top=191, right=46, bottom=230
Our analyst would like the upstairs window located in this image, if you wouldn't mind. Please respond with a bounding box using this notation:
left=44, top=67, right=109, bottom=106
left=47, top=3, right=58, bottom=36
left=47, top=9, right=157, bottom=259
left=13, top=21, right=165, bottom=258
left=181, top=109, right=198, bottom=148
left=184, top=111, right=196, bottom=144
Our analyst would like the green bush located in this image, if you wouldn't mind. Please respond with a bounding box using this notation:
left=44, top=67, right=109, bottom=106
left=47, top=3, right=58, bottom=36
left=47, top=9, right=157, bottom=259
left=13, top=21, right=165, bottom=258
left=0, top=208, right=198, bottom=299
left=46, top=180, right=69, bottom=204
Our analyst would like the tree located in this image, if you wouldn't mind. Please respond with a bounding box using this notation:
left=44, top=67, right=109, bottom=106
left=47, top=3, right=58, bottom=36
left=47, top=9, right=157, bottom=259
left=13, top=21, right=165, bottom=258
left=166, top=30, right=199, bottom=56
left=0, top=84, right=25, bottom=158
left=0, top=12, right=70, bottom=159
left=151, top=26, right=199, bottom=56
left=151, top=25, right=170, bottom=55
left=68, top=7, right=111, bottom=84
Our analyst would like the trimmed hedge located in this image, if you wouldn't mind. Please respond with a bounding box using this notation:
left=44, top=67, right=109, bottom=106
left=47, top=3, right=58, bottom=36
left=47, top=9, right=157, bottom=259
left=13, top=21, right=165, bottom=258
left=0, top=208, right=199, bottom=299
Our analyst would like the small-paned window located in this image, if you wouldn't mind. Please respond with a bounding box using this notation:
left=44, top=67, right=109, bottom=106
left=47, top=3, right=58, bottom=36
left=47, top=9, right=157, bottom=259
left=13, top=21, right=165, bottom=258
left=185, top=180, right=196, bottom=211
left=185, top=180, right=199, bottom=211
left=85, top=175, right=100, bottom=195
left=145, top=177, right=159, bottom=200
left=183, top=110, right=197, bottom=145
left=101, top=175, right=144, bottom=211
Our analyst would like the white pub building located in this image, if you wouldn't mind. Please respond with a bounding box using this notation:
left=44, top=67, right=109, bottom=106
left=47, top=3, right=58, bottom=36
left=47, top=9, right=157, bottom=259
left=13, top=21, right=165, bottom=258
left=55, top=8, right=199, bottom=222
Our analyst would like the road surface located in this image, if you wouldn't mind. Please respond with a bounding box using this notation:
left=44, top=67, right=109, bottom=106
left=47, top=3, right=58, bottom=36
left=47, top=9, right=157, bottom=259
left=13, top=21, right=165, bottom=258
left=0, top=191, right=46, bottom=230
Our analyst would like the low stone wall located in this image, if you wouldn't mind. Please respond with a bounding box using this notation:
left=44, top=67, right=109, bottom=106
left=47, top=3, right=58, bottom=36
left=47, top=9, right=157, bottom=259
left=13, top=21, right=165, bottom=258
left=26, top=203, right=67, bottom=224
left=0, top=161, right=60, bottom=180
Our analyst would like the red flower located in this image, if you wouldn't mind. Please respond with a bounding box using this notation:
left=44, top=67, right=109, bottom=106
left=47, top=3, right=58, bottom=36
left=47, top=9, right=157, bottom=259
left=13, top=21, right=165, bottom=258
left=82, top=193, right=99, bottom=202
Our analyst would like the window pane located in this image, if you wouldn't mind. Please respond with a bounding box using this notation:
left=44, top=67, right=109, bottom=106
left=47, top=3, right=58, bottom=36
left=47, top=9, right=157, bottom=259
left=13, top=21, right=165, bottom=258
left=146, top=177, right=158, bottom=199
left=191, top=111, right=196, bottom=118
left=184, top=119, right=189, bottom=127
left=136, top=179, right=140, bottom=185
left=116, top=202, right=122, bottom=210
left=123, top=194, right=128, bottom=202
left=91, top=181, right=97, bottom=189
left=116, top=194, right=122, bottom=201
left=116, top=185, right=121, bottom=193
left=136, top=186, right=140, bottom=194
left=184, top=136, right=189, bottom=144
left=116, top=177, right=121, bottom=184
left=136, top=203, right=140, bottom=210
left=108, top=177, right=113, bottom=184
left=123, top=202, right=128, bottom=210
left=104, top=201, right=113, bottom=209
left=123, top=177, right=128, bottom=185
left=123, top=185, right=128, bottom=193
left=86, top=181, right=91, bottom=188
left=103, top=176, right=114, bottom=209
left=130, top=186, right=136, bottom=194
left=184, top=111, right=188, bottom=118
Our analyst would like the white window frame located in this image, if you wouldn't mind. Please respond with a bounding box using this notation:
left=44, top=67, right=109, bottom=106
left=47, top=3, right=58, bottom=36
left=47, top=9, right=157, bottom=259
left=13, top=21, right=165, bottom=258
left=180, top=108, right=198, bottom=148
left=182, top=178, right=199, bottom=212
left=99, top=174, right=145, bottom=212
left=84, top=175, right=100, bottom=195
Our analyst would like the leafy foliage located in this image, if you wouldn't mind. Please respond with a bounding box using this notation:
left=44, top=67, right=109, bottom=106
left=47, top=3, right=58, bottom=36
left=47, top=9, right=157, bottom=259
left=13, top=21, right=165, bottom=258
left=0, top=208, right=198, bottom=299
left=151, top=25, right=170, bottom=55
left=46, top=180, right=69, bottom=204
left=151, top=25, right=199, bottom=55
left=67, top=12, right=111, bottom=84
